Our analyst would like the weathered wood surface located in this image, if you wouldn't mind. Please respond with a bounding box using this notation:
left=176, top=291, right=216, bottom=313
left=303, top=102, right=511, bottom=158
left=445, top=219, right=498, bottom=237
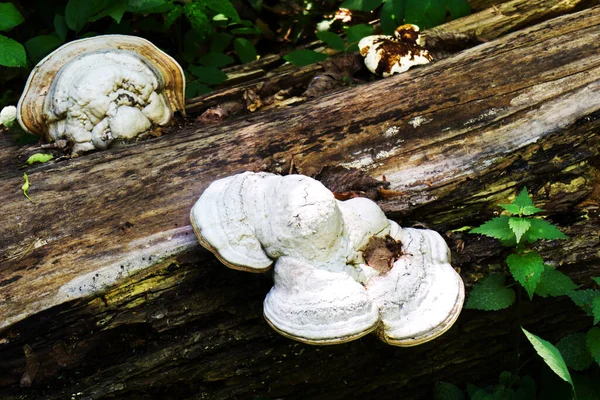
left=1, top=5, right=600, bottom=400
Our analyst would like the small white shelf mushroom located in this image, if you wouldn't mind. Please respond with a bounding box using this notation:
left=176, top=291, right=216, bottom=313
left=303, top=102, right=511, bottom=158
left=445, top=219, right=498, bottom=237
left=190, top=172, right=464, bottom=346
left=17, top=35, right=185, bottom=154
left=359, top=24, right=432, bottom=77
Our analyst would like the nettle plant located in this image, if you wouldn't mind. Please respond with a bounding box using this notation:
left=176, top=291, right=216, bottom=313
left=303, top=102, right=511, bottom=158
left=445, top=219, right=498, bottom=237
left=444, top=188, right=600, bottom=399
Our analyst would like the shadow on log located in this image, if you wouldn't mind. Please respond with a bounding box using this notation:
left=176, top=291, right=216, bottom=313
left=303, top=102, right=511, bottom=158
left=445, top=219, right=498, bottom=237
left=1, top=4, right=600, bottom=400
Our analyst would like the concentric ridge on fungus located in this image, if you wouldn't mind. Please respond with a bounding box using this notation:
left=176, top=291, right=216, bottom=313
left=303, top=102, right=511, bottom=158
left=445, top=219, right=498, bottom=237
left=190, top=172, right=464, bottom=346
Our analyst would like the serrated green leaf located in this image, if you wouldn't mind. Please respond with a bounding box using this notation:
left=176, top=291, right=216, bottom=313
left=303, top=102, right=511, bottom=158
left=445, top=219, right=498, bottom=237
left=346, top=23, right=374, bottom=44
left=593, top=296, right=600, bottom=325
left=557, top=333, right=593, bottom=371
left=205, top=0, right=240, bottom=22
left=380, top=0, right=406, bottom=35
left=470, top=216, right=514, bottom=241
left=316, top=31, right=345, bottom=51
left=404, top=0, right=446, bottom=30
left=283, top=49, right=328, bottom=66
left=340, top=0, right=383, bottom=11
left=164, top=5, right=183, bottom=28
left=593, top=277, right=600, bottom=287
left=522, top=327, right=574, bottom=389
left=198, top=52, right=234, bottom=68
left=0, top=2, right=24, bottom=31
left=498, top=203, right=521, bottom=215
left=184, top=2, right=211, bottom=38
left=24, top=35, right=62, bottom=64
left=433, top=381, right=465, bottom=400
left=26, top=153, right=54, bottom=165
left=512, top=187, right=535, bottom=208
left=0, top=34, right=26, bottom=67
left=465, top=273, right=515, bottom=311
left=535, top=264, right=577, bottom=298
left=188, top=65, right=228, bottom=84
left=508, top=217, right=531, bottom=243
left=521, top=205, right=543, bottom=215
left=234, top=37, right=257, bottom=63
left=522, top=218, right=567, bottom=242
left=507, top=252, right=545, bottom=299
left=586, top=327, right=600, bottom=366
left=568, top=289, right=600, bottom=316
left=22, top=173, right=32, bottom=201
left=54, top=15, right=68, bottom=42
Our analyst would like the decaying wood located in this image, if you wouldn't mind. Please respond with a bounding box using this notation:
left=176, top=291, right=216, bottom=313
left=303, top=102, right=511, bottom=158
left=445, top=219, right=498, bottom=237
left=1, top=5, right=600, bottom=400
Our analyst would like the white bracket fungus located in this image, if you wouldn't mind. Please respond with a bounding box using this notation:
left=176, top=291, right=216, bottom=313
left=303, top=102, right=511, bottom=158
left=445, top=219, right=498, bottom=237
left=190, top=172, right=464, bottom=346
left=17, top=35, right=185, bottom=154
left=359, top=24, right=432, bottom=77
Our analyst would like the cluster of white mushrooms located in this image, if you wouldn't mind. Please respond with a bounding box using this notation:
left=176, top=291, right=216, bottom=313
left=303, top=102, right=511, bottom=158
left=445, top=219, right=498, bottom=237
left=16, top=35, right=185, bottom=154
left=190, top=172, right=464, bottom=346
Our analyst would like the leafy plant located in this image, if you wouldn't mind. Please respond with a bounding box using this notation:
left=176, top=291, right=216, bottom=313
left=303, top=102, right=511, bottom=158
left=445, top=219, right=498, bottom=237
left=466, top=187, right=570, bottom=310
left=433, top=371, right=536, bottom=400
left=0, top=2, right=27, bottom=67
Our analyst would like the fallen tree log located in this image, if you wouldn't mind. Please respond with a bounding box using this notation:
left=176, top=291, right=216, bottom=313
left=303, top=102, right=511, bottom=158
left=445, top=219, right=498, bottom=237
left=1, top=5, right=600, bottom=400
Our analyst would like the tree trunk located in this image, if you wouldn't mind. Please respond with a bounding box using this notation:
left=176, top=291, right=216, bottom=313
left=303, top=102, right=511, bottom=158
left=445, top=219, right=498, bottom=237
left=1, top=4, right=600, bottom=400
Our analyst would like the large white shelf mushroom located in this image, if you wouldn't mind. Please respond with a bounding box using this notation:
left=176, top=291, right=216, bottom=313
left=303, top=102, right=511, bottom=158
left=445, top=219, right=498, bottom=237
left=190, top=172, right=465, bottom=346
left=17, top=35, right=185, bottom=154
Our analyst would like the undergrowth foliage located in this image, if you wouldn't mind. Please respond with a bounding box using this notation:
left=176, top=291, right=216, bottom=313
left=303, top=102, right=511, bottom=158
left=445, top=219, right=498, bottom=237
left=436, top=188, right=600, bottom=399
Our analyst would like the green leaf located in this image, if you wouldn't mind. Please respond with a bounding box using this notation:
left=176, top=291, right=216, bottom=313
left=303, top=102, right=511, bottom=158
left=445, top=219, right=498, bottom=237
left=512, top=187, right=535, bottom=208
left=340, top=0, right=383, bottom=11
left=433, top=381, right=465, bottom=400
left=381, top=0, right=406, bottom=35
left=470, top=216, right=514, bottom=241
left=210, top=32, right=232, bottom=53
left=445, top=0, right=470, bottom=19
left=508, top=217, right=531, bottom=243
left=0, top=2, right=24, bottom=31
left=535, top=264, right=577, bottom=298
left=126, top=0, right=172, bottom=13
left=593, top=296, right=600, bottom=325
left=465, top=273, right=515, bottom=311
left=316, top=31, right=345, bottom=51
left=230, top=26, right=262, bottom=35
left=346, top=24, right=374, bottom=44
left=198, top=52, right=234, bottom=68
left=184, top=2, right=211, bottom=38
left=506, top=252, right=545, bottom=299
left=91, top=2, right=128, bottom=24
left=22, top=173, right=32, bottom=202
left=164, top=5, right=183, bottom=28
left=205, top=0, right=240, bottom=22
left=54, top=15, right=68, bottom=42
left=557, top=333, right=594, bottom=371
left=65, top=0, right=93, bottom=32
left=233, top=37, right=257, bottom=63
left=498, top=203, right=522, bottom=215
left=26, top=153, right=54, bottom=165
left=185, top=80, right=211, bottom=98
left=568, top=289, right=600, bottom=316
left=593, top=277, right=600, bottom=286
left=522, top=218, right=567, bottom=242
left=283, top=49, right=328, bottom=67
left=24, top=35, right=62, bottom=64
left=188, top=65, right=228, bottom=85
left=0, top=34, right=26, bottom=67
left=586, top=327, right=600, bottom=367
left=520, top=205, right=543, bottom=215
left=404, top=0, right=446, bottom=30
left=522, top=327, right=574, bottom=390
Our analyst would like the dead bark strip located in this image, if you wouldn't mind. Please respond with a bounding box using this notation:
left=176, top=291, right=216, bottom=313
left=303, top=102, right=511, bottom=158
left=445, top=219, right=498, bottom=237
left=0, top=6, right=600, bottom=400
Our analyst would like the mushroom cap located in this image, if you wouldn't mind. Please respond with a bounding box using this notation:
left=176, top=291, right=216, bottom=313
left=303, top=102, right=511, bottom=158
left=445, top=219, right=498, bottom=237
left=17, top=35, right=185, bottom=152
left=263, top=256, right=380, bottom=344
left=190, top=172, right=274, bottom=272
left=358, top=25, right=432, bottom=77
left=367, top=227, right=465, bottom=346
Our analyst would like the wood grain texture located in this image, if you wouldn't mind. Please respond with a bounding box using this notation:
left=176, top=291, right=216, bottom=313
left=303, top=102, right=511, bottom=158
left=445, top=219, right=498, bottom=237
left=0, top=5, right=600, bottom=400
